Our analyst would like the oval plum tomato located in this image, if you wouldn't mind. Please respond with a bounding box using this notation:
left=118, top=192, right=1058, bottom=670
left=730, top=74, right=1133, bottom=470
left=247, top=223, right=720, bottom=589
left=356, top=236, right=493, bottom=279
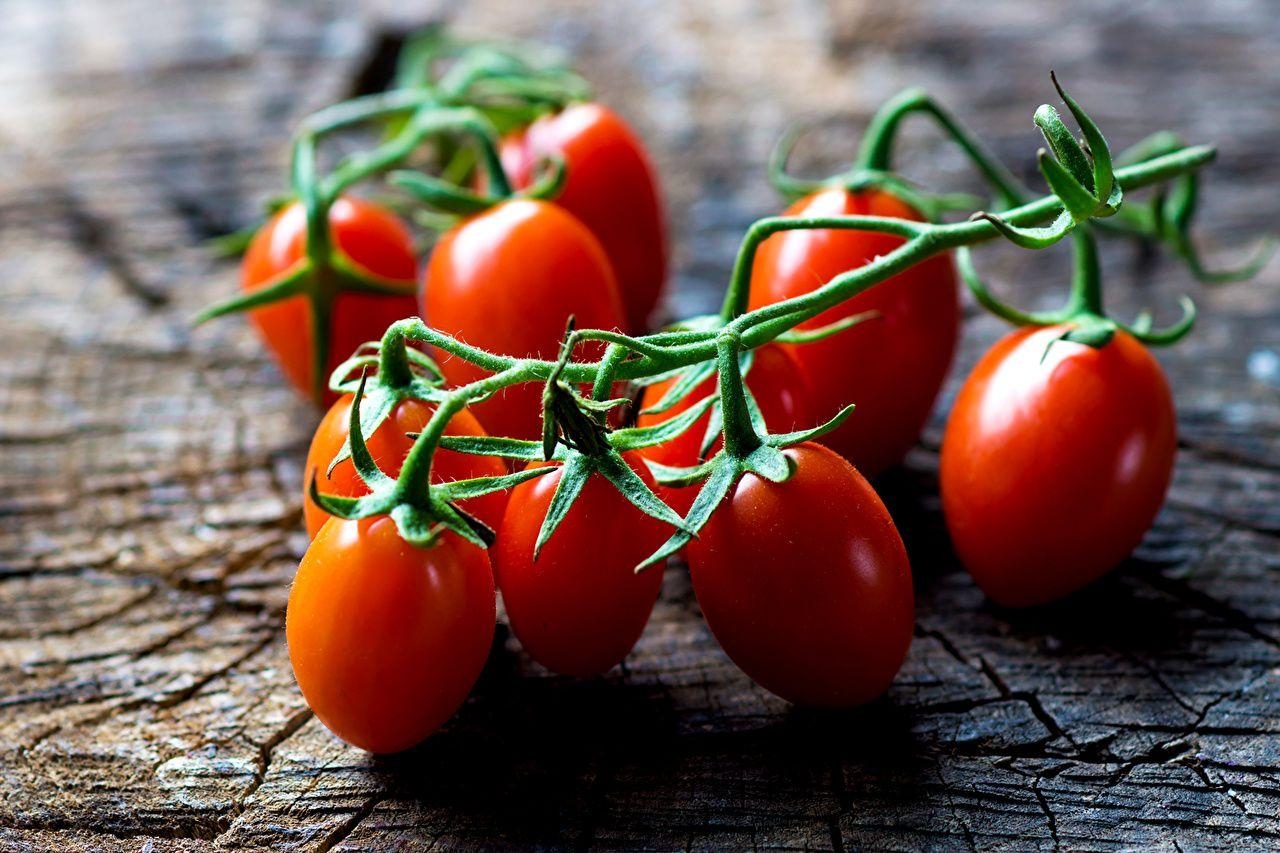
left=422, top=199, right=626, bottom=441
left=501, top=103, right=667, bottom=331
left=492, top=454, right=669, bottom=676
left=635, top=344, right=814, bottom=514
left=939, top=326, right=1177, bottom=607
left=241, top=197, right=419, bottom=406
left=687, top=443, right=913, bottom=707
left=303, top=395, right=508, bottom=540
left=287, top=517, right=495, bottom=753
left=748, top=187, right=958, bottom=476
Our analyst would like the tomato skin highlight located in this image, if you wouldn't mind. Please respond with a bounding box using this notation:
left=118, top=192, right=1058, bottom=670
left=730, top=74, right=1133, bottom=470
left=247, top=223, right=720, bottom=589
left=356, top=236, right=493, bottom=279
left=422, top=199, right=627, bottom=441
left=492, top=454, right=668, bottom=676
left=686, top=443, right=914, bottom=707
left=302, top=395, right=508, bottom=540
left=748, top=188, right=958, bottom=476
left=241, top=197, right=420, bottom=407
left=636, top=344, right=814, bottom=514
left=287, top=517, right=496, bottom=754
left=501, top=103, right=667, bottom=332
left=940, top=326, right=1177, bottom=607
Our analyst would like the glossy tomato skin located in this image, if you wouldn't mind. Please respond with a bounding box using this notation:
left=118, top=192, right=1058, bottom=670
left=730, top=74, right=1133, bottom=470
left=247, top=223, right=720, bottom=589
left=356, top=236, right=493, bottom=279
left=492, top=454, right=668, bottom=676
left=241, top=197, right=420, bottom=407
left=687, top=443, right=913, bottom=707
left=287, top=517, right=495, bottom=753
left=636, top=344, right=814, bottom=514
left=501, top=103, right=666, bottom=332
left=423, top=199, right=626, bottom=441
left=940, top=326, right=1177, bottom=607
left=748, top=188, right=958, bottom=476
left=303, top=395, right=508, bottom=540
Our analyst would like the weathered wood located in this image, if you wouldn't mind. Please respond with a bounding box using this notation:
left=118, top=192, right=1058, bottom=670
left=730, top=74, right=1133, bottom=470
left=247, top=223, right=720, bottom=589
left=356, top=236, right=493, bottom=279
left=2, top=0, right=1279, bottom=849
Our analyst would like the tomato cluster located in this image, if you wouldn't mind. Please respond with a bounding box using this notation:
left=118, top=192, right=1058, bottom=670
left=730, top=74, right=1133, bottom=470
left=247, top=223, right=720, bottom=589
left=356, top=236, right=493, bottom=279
left=201, top=38, right=1227, bottom=755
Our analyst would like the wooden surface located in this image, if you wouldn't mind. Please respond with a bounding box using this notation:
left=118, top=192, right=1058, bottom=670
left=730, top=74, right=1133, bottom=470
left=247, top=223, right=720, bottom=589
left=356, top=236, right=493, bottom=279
left=3, top=1, right=1279, bottom=849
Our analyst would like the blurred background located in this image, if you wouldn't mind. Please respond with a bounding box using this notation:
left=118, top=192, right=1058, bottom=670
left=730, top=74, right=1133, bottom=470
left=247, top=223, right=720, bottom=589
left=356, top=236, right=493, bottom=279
left=2, top=1, right=1279, bottom=848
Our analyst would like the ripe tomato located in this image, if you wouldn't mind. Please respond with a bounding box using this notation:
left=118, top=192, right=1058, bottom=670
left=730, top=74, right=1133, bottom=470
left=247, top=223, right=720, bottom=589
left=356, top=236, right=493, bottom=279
left=635, top=344, right=814, bottom=513
left=940, top=326, right=1177, bottom=607
left=492, top=453, right=668, bottom=676
left=422, top=199, right=626, bottom=441
left=241, top=197, right=420, bottom=406
left=501, top=103, right=667, bottom=332
left=748, top=187, right=958, bottom=476
left=287, top=517, right=495, bottom=753
left=303, top=394, right=508, bottom=539
left=686, top=443, right=913, bottom=707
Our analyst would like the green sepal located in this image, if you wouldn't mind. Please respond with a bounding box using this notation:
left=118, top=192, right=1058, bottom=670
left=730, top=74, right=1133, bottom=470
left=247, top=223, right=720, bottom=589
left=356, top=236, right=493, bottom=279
left=742, top=445, right=792, bottom=483
left=190, top=264, right=309, bottom=326
left=595, top=452, right=691, bottom=532
left=976, top=209, right=1075, bottom=250
left=636, top=456, right=740, bottom=572
left=326, top=384, right=401, bottom=478
left=389, top=169, right=493, bottom=216
left=1117, top=296, right=1197, bottom=347
left=344, top=373, right=394, bottom=490
left=1038, top=149, right=1099, bottom=223
left=774, top=310, right=879, bottom=345
left=1034, top=104, right=1094, bottom=193
left=764, top=404, right=856, bottom=449
left=533, top=453, right=590, bottom=559
left=645, top=458, right=716, bottom=489
left=389, top=503, right=444, bottom=549
left=609, top=395, right=716, bottom=451
left=440, top=465, right=553, bottom=501
left=306, top=473, right=398, bottom=521
left=1061, top=320, right=1116, bottom=350
left=436, top=434, right=544, bottom=461
left=329, top=252, right=419, bottom=297
left=1051, top=72, right=1116, bottom=209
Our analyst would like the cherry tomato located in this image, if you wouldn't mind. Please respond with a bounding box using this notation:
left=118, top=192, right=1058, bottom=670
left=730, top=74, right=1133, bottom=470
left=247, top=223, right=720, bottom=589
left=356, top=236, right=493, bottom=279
left=241, top=197, right=420, bottom=406
left=422, top=199, right=626, bottom=441
left=303, top=394, right=508, bottom=540
left=635, top=344, right=814, bottom=514
left=686, top=442, right=913, bottom=707
left=492, top=453, right=668, bottom=676
left=287, top=517, right=495, bottom=753
left=940, top=326, right=1177, bottom=607
left=501, top=103, right=667, bottom=331
left=748, top=187, right=958, bottom=475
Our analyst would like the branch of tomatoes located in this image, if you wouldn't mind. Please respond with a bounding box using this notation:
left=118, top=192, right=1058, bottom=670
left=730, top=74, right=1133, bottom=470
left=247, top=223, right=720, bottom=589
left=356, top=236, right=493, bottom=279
left=260, top=36, right=1276, bottom=750
left=312, top=116, right=1223, bottom=563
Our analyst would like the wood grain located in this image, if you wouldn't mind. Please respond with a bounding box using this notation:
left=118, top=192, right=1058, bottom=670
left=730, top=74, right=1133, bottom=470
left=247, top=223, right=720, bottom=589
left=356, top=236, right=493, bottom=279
left=2, top=0, right=1278, bottom=848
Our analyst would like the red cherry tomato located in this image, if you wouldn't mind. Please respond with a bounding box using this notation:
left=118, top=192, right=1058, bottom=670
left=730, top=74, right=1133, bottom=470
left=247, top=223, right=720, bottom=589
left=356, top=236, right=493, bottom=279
left=748, top=188, right=958, bottom=475
left=422, top=199, right=626, bottom=441
left=241, top=197, right=420, bottom=406
left=492, top=454, right=668, bottom=676
left=287, top=517, right=495, bottom=753
left=635, top=344, right=814, bottom=514
left=686, top=443, right=913, bottom=707
left=502, top=103, right=667, bottom=331
left=303, top=394, right=508, bottom=540
left=940, top=326, right=1177, bottom=607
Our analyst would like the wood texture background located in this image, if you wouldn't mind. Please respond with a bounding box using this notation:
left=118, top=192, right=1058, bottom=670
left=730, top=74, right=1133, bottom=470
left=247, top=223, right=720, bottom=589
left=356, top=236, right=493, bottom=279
left=2, top=0, right=1278, bottom=849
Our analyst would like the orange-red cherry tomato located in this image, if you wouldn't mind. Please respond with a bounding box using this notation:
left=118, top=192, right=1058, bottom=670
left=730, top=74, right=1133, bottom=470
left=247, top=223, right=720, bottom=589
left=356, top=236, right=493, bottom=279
left=241, top=197, right=419, bottom=406
left=422, top=199, right=626, bottom=441
left=303, top=395, right=508, bottom=540
left=940, top=326, right=1177, bottom=607
left=287, top=517, right=495, bottom=753
left=492, top=454, right=668, bottom=676
left=748, top=187, right=958, bottom=475
left=636, top=344, right=814, bottom=514
left=687, top=443, right=913, bottom=707
left=501, top=103, right=667, bottom=331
